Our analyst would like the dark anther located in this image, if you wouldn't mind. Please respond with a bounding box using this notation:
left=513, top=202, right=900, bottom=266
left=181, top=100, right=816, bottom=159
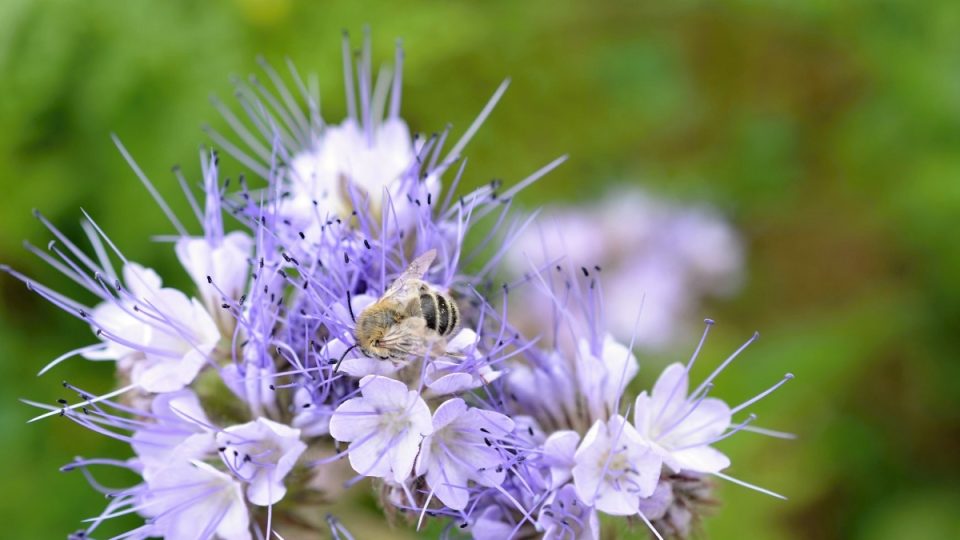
left=57, top=399, right=67, bottom=404
left=363, top=239, right=371, bottom=249
left=581, top=266, right=589, bottom=277
left=298, top=231, right=306, bottom=240
left=528, top=426, right=534, bottom=436
left=344, top=253, right=350, bottom=264
left=427, top=193, right=432, bottom=205
left=483, top=438, right=492, bottom=447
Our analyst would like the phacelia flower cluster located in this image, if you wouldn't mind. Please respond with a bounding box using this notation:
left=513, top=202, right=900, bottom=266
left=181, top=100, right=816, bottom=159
left=5, top=32, right=792, bottom=540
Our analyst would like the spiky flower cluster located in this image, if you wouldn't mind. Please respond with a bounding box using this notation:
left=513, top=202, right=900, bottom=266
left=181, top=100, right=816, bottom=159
left=5, top=32, right=792, bottom=540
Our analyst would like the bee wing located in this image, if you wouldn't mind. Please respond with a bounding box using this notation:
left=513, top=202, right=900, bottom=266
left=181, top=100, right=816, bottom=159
left=383, top=249, right=437, bottom=300
left=379, top=317, right=428, bottom=357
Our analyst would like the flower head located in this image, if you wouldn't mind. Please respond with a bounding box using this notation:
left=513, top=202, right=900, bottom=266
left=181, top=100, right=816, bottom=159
left=6, top=30, right=794, bottom=540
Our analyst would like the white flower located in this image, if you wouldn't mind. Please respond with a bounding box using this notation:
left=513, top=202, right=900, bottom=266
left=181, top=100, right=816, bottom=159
left=283, top=118, right=438, bottom=228
left=85, top=262, right=221, bottom=393
left=132, top=389, right=216, bottom=474
left=328, top=375, right=433, bottom=483
left=140, top=460, right=250, bottom=540
left=83, top=263, right=162, bottom=362
left=216, top=418, right=307, bottom=506
left=542, top=430, right=580, bottom=489
left=633, top=362, right=732, bottom=474
left=576, top=334, right=639, bottom=422
left=175, top=231, right=253, bottom=317
left=414, top=398, right=515, bottom=510
left=572, top=415, right=662, bottom=516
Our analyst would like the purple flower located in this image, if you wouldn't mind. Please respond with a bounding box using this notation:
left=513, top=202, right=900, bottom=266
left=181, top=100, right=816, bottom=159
left=537, top=484, right=600, bottom=540
left=414, top=397, right=515, bottom=510
left=175, top=230, right=253, bottom=322
left=140, top=460, right=251, bottom=540
left=505, top=190, right=744, bottom=350
left=131, top=389, right=217, bottom=473
left=216, top=418, right=307, bottom=506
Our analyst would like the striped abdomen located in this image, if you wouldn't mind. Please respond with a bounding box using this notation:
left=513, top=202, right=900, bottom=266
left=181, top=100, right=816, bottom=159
left=419, top=292, right=459, bottom=337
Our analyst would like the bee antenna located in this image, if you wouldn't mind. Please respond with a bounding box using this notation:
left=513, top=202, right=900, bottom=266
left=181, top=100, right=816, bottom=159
left=346, top=290, right=357, bottom=323
left=333, top=343, right=359, bottom=373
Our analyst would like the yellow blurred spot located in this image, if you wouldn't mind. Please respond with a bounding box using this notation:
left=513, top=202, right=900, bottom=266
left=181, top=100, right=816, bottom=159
left=234, top=0, right=291, bottom=26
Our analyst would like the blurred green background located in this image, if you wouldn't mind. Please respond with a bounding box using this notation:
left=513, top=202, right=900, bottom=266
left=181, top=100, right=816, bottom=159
left=2, top=0, right=960, bottom=538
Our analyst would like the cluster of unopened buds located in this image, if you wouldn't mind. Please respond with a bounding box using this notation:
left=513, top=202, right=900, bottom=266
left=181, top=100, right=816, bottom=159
left=4, top=32, right=793, bottom=540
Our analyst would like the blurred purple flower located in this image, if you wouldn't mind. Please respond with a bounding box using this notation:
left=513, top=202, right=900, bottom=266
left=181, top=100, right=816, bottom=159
left=506, top=190, right=744, bottom=350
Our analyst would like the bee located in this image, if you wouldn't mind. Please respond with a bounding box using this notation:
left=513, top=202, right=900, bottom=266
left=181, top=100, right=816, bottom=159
left=351, top=249, right=461, bottom=363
